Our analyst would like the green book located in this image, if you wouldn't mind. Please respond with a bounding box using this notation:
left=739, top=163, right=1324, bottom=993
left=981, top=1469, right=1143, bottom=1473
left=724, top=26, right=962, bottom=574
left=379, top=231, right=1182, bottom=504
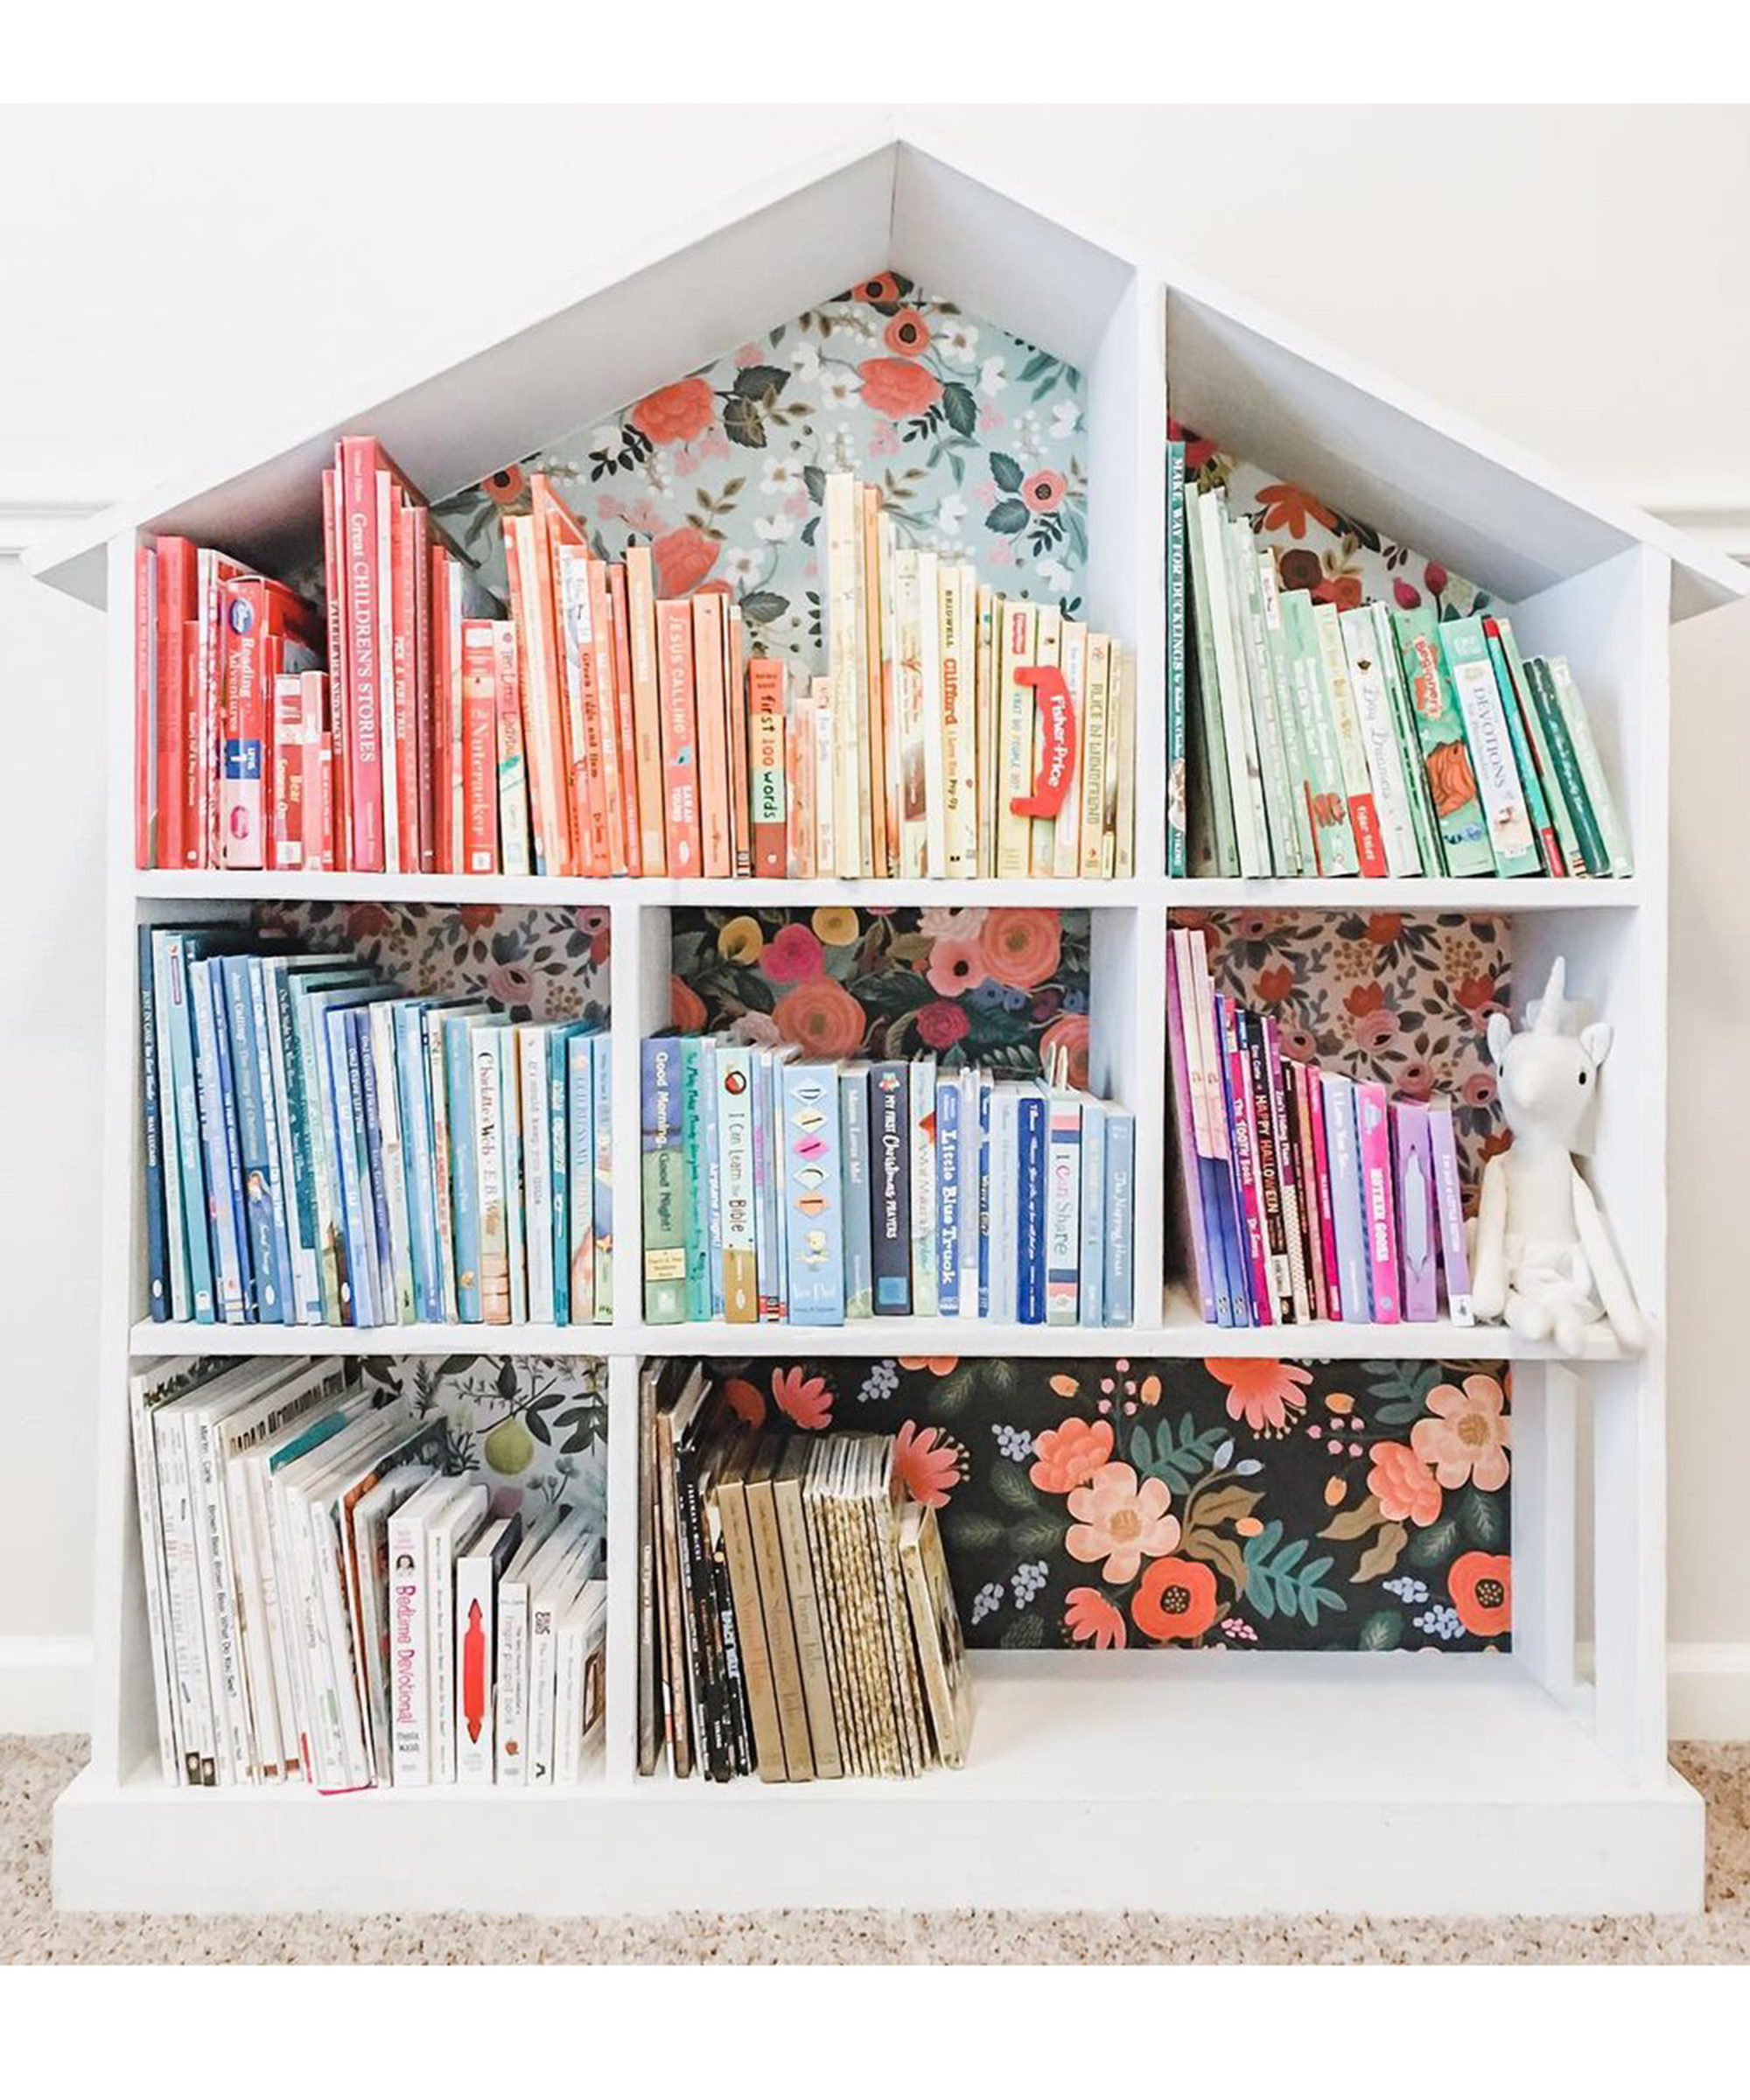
left=1550, top=655, right=1633, bottom=876
left=1165, top=441, right=1190, bottom=878
left=1183, top=478, right=1239, bottom=875
left=1278, top=589, right=1360, bottom=877
left=1490, top=614, right=1583, bottom=877
left=640, top=1037, right=689, bottom=1324
left=1481, top=617, right=1559, bottom=873
left=1228, top=510, right=1302, bottom=872
left=1389, top=605, right=1494, bottom=878
left=1524, top=655, right=1610, bottom=876
left=1436, top=617, right=1542, bottom=878
left=1370, top=602, right=1444, bottom=876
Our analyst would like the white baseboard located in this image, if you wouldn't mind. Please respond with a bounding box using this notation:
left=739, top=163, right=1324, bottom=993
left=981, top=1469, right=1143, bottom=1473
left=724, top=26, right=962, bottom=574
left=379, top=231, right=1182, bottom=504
left=1666, top=1643, right=1750, bottom=1742
left=0, top=1637, right=92, bottom=1733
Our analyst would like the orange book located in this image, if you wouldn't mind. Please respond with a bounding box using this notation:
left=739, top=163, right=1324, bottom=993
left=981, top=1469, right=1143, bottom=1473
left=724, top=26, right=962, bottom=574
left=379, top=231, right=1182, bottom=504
left=388, top=495, right=422, bottom=872
left=788, top=706, right=814, bottom=878
left=154, top=535, right=197, bottom=872
left=429, top=546, right=452, bottom=873
left=410, top=505, right=435, bottom=875
left=625, top=544, right=667, bottom=874
left=655, top=599, right=702, bottom=875
left=725, top=605, right=752, bottom=878
left=319, top=470, right=351, bottom=871
left=748, top=655, right=788, bottom=878
left=491, top=620, right=531, bottom=877
left=587, top=557, right=627, bottom=874
left=692, top=594, right=732, bottom=878
left=503, top=514, right=568, bottom=876
left=300, top=671, right=330, bottom=871
left=606, top=563, right=642, bottom=878
left=861, top=482, right=889, bottom=877
left=532, top=473, right=592, bottom=872
left=556, top=542, right=610, bottom=876
left=459, top=619, right=500, bottom=873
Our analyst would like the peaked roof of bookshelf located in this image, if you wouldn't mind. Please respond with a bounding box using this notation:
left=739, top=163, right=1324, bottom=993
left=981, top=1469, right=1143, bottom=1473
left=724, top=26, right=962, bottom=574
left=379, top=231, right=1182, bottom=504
left=26, top=116, right=1745, bottom=622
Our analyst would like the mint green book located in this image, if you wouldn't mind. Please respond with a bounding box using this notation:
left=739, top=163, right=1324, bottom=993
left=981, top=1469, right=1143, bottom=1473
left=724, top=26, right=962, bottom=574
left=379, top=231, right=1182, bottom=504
left=1165, top=440, right=1190, bottom=878
left=1436, top=617, right=1542, bottom=878
left=1368, top=603, right=1443, bottom=875
left=1550, top=655, right=1633, bottom=876
left=1490, top=614, right=1583, bottom=877
left=1227, top=511, right=1303, bottom=873
left=1481, top=617, right=1558, bottom=873
left=1245, top=541, right=1316, bottom=874
left=1389, top=606, right=1493, bottom=878
left=1277, top=589, right=1360, bottom=876
left=1183, top=480, right=1238, bottom=875
left=1525, top=656, right=1610, bottom=876
left=681, top=1039, right=713, bottom=1322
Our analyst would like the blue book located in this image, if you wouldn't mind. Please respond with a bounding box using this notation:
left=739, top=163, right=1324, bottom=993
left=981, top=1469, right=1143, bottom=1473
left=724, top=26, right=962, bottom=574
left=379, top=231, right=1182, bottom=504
left=936, top=1072, right=962, bottom=1316
left=137, top=927, right=170, bottom=1322
left=988, top=1087, right=1018, bottom=1323
left=496, top=1028, right=527, bottom=1326
left=157, top=928, right=248, bottom=1324
left=353, top=1006, right=399, bottom=1322
left=591, top=1032, right=613, bottom=1324
left=220, top=955, right=285, bottom=1322
left=191, top=958, right=250, bottom=1324
left=297, top=977, right=389, bottom=1324
left=1015, top=1085, right=1047, bottom=1325
left=395, top=1002, right=441, bottom=1322
left=548, top=1026, right=572, bottom=1326
left=780, top=1061, right=844, bottom=1325
left=976, top=1073, right=993, bottom=1319
left=1321, top=1071, right=1371, bottom=1322
left=242, top=957, right=300, bottom=1326
left=868, top=1062, right=911, bottom=1315
left=1078, top=1096, right=1107, bottom=1329
left=681, top=1040, right=713, bottom=1322
left=701, top=1039, right=725, bottom=1320
left=329, top=1006, right=380, bottom=1326
left=837, top=1065, right=874, bottom=1320
left=567, top=1030, right=595, bottom=1324
left=442, top=1010, right=484, bottom=1323
left=1103, top=1108, right=1136, bottom=1326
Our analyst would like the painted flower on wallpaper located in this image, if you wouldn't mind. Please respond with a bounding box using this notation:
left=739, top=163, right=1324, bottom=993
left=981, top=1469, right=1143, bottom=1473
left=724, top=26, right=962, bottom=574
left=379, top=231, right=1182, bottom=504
left=1367, top=1441, right=1444, bottom=1528
left=1031, top=1415, right=1116, bottom=1494
left=771, top=979, right=867, bottom=1059
left=1412, top=1374, right=1511, bottom=1491
left=1207, top=1358, right=1313, bottom=1437
left=892, top=1420, right=966, bottom=1508
left=1449, top=1551, right=1512, bottom=1638
left=1064, top=1587, right=1128, bottom=1648
left=1065, top=1463, right=1181, bottom=1583
left=773, top=1366, right=834, bottom=1432
left=1131, top=1556, right=1221, bottom=1642
left=432, top=273, right=1090, bottom=662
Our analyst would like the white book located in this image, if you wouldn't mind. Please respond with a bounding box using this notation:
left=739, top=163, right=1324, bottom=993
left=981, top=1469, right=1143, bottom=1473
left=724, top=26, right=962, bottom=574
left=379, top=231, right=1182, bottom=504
left=494, top=1505, right=588, bottom=1785
left=994, top=599, right=1039, bottom=877
left=824, top=473, right=864, bottom=877
left=352, top=1463, right=433, bottom=1785
left=386, top=1474, right=463, bottom=1788
left=939, top=564, right=975, bottom=874
left=454, top=1512, right=524, bottom=1785
left=1051, top=620, right=1088, bottom=879
left=519, top=1024, right=555, bottom=1323
left=553, top=1578, right=609, bottom=1787
left=129, top=1365, right=195, bottom=1785
left=426, top=1481, right=489, bottom=1785
left=1340, top=604, right=1422, bottom=876
left=810, top=676, right=837, bottom=876
left=987, top=1087, right=1019, bottom=1323
left=1196, top=492, right=1269, bottom=875
left=1110, top=646, right=1136, bottom=879
left=1044, top=1093, right=1082, bottom=1326
left=528, top=1532, right=603, bottom=1786
left=1076, top=633, right=1111, bottom=880
left=1028, top=606, right=1063, bottom=875
left=1310, top=601, right=1381, bottom=862
left=918, top=550, right=948, bottom=876
left=974, top=583, right=998, bottom=875
left=892, top=550, right=928, bottom=878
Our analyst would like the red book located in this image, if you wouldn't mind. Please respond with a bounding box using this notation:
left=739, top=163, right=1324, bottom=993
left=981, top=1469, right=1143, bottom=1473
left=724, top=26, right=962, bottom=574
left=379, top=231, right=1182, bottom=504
left=588, top=557, right=627, bottom=876
left=556, top=543, right=610, bottom=877
left=219, top=574, right=322, bottom=869
left=491, top=620, right=531, bottom=876
left=194, top=548, right=246, bottom=867
left=388, top=494, right=422, bottom=873
left=428, top=546, right=452, bottom=874
left=655, top=599, right=702, bottom=875
left=412, top=507, right=435, bottom=875
left=747, top=655, right=788, bottom=877
left=339, top=438, right=388, bottom=872
left=459, top=619, right=499, bottom=873
left=691, top=593, right=732, bottom=879
left=725, top=605, right=752, bottom=878
left=271, top=672, right=304, bottom=869
left=320, top=467, right=352, bottom=871
left=606, top=564, right=642, bottom=878
left=135, top=542, right=158, bottom=868
left=154, top=536, right=197, bottom=871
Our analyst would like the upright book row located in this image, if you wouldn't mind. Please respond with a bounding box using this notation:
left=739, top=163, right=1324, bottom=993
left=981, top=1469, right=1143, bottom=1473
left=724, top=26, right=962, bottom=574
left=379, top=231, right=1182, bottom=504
left=1167, top=927, right=1474, bottom=1328
left=640, top=1365, right=972, bottom=1782
left=130, top=1354, right=606, bottom=1792
left=139, top=928, right=612, bottom=1331
left=640, top=1040, right=1137, bottom=1330
left=1165, top=444, right=1633, bottom=881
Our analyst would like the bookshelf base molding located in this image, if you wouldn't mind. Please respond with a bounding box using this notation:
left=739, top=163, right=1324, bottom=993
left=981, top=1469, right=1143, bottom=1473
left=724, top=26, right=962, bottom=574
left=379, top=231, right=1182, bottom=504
left=52, top=1657, right=1703, bottom=1918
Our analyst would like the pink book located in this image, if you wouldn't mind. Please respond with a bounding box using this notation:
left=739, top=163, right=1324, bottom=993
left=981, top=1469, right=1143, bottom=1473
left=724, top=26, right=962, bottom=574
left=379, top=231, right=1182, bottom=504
left=1304, top=1064, right=1342, bottom=1322
left=1355, top=1081, right=1400, bottom=1323
left=691, top=594, right=732, bottom=879
left=1428, top=1102, right=1475, bottom=1324
left=1392, top=1101, right=1439, bottom=1322
left=1263, top=1018, right=1312, bottom=1324
left=1165, top=937, right=1218, bottom=1322
left=655, top=600, right=702, bottom=874
left=1289, top=1060, right=1327, bottom=1323
left=1219, top=995, right=1272, bottom=1325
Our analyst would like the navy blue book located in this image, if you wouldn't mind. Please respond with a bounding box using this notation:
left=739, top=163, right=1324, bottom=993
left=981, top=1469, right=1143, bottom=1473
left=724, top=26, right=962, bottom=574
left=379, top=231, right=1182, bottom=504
left=1016, top=1086, right=1046, bottom=1324
left=868, top=1062, right=912, bottom=1315
left=137, top=927, right=170, bottom=1322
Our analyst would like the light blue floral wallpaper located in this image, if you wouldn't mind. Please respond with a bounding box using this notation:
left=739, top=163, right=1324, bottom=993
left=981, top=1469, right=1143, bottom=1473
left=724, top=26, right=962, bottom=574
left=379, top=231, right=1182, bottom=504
left=432, top=271, right=1088, bottom=667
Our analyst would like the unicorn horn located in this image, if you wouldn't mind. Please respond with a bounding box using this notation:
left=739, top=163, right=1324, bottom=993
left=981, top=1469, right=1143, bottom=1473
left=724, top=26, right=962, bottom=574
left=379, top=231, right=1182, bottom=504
left=1533, top=954, right=1567, bottom=1034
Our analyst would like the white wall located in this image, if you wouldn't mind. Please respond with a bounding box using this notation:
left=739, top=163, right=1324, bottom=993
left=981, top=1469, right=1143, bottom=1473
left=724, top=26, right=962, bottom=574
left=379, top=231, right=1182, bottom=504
left=3, top=104, right=1746, bottom=1727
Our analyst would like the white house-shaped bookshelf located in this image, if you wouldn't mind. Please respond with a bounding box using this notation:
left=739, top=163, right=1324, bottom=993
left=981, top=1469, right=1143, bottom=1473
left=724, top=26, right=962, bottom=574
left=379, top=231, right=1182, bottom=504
left=28, top=119, right=1745, bottom=1918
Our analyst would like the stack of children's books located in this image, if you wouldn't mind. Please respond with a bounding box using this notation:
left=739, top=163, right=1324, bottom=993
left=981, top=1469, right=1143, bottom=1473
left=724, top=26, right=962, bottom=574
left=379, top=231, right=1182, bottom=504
left=1167, top=926, right=1474, bottom=1327
left=638, top=1364, right=972, bottom=1782
left=132, top=444, right=1136, bottom=882
left=140, top=928, right=611, bottom=1329
left=130, top=1354, right=606, bottom=1790
left=640, top=1037, right=1135, bottom=1328
left=1165, top=443, right=1633, bottom=881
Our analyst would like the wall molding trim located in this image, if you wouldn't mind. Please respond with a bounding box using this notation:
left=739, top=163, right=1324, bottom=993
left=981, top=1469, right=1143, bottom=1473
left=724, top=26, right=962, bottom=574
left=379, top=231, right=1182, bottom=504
left=0, top=500, right=103, bottom=560
left=0, top=1636, right=92, bottom=1733
left=1649, top=507, right=1750, bottom=566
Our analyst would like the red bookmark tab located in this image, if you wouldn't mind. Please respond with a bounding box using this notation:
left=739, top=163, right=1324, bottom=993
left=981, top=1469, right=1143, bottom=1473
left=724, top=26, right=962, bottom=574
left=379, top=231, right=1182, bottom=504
left=1009, top=665, right=1076, bottom=820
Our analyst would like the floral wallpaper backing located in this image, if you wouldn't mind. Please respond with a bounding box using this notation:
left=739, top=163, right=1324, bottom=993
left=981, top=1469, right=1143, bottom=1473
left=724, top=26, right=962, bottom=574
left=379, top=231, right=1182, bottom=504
left=431, top=273, right=1088, bottom=668
left=254, top=901, right=611, bottom=1027
left=706, top=1354, right=1510, bottom=1654
left=669, top=904, right=1092, bottom=1086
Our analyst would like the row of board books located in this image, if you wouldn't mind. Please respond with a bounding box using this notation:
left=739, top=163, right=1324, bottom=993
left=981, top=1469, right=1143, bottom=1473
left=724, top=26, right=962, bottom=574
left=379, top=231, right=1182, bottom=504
left=139, top=927, right=612, bottom=1329
left=1164, top=443, right=1634, bottom=881
left=638, top=1363, right=972, bottom=1782
left=1167, top=927, right=1475, bottom=1328
left=640, top=1040, right=1137, bottom=1330
left=129, top=1354, right=606, bottom=1790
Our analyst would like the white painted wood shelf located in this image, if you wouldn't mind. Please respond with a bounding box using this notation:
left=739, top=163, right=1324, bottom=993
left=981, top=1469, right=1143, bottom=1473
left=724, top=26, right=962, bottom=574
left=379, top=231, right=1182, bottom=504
left=28, top=121, right=1741, bottom=1919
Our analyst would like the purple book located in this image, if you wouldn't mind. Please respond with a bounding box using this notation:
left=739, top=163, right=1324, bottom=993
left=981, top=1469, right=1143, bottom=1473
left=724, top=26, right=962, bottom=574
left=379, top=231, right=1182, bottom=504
left=1391, top=1100, right=1439, bottom=1322
left=1166, top=935, right=1219, bottom=1322
left=1428, top=1102, right=1474, bottom=1324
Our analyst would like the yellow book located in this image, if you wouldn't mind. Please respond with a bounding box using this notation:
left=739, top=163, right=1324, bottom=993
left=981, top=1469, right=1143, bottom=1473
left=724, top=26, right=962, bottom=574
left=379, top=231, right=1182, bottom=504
left=1053, top=619, right=1088, bottom=879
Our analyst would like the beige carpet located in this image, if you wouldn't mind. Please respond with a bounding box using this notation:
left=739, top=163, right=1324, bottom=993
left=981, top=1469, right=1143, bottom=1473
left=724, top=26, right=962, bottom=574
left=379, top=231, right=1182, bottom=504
left=4, top=1733, right=1748, bottom=1963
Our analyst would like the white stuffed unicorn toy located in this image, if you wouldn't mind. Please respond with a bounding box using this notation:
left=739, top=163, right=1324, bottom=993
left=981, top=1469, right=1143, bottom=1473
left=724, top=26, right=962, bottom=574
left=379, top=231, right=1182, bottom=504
left=1470, top=956, right=1646, bottom=1354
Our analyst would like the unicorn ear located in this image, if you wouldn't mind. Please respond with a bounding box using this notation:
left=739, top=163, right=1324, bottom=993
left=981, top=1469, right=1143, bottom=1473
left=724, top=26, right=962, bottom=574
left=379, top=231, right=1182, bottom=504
left=1487, top=1012, right=1514, bottom=1067
left=1581, top=1021, right=1613, bottom=1068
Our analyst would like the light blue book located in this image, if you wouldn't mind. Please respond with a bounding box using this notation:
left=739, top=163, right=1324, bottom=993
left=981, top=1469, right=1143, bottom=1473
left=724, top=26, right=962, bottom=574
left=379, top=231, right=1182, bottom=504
left=1321, top=1070, right=1370, bottom=1322
left=988, top=1086, right=1019, bottom=1324
left=290, top=975, right=385, bottom=1324
left=936, top=1072, right=962, bottom=1316
left=496, top=1027, right=528, bottom=1326
left=204, top=958, right=254, bottom=1322
left=355, top=1004, right=403, bottom=1321
left=324, top=1003, right=377, bottom=1326
left=591, top=1032, right=613, bottom=1324
left=548, top=1026, right=572, bottom=1326
left=681, top=1040, right=713, bottom=1323
left=769, top=1047, right=796, bottom=1320
left=701, top=1037, right=725, bottom=1320
left=1102, top=1107, right=1136, bottom=1326
left=837, top=1065, right=873, bottom=1320
left=780, top=1061, right=844, bottom=1326
left=191, top=958, right=250, bottom=1324
left=1079, top=1096, right=1107, bottom=1329
left=566, top=1030, right=595, bottom=1324
left=395, top=1002, right=441, bottom=1322
left=242, top=956, right=299, bottom=1325
left=155, top=933, right=215, bottom=1322
left=368, top=1000, right=419, bottom=1325
left=220, top=956, right=286, bottom=1323
left=443, top=1009, right=486, bottom=1323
